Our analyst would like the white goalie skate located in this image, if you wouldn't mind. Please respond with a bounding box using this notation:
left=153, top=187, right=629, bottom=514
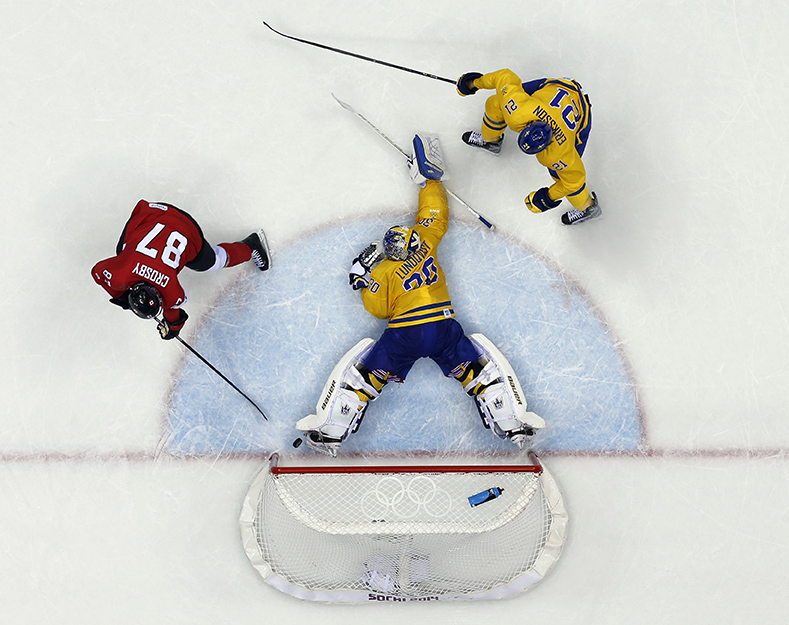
left=467, top=334, right=545, bottom=448
left=295, top=338, right=378, bottom=457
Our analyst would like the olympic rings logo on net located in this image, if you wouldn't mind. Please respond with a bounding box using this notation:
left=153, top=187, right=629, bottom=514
left=360, top=476, right=453, bottom=519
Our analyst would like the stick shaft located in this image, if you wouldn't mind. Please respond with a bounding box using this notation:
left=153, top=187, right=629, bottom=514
left=333, top=94, right=495, bottom=230
left=263, top=21, right=455, bottom=84
left=174, top=334, right=268, bottom=421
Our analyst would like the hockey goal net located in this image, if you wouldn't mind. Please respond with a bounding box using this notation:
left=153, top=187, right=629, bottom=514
left=240, top=453, right=567, bottom=603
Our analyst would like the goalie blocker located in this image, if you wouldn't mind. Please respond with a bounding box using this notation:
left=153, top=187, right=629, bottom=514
left=294, top=334, right=544, bottom=456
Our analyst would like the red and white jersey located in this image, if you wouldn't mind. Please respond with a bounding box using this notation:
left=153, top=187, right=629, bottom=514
left=92, top=200, right=202, bottom=323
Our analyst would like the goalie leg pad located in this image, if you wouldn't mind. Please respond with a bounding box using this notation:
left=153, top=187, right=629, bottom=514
left=468, top=334, right=546, bottom=444
left=473, top=382, right=541, bottom=442
left=461, top=359, right=500, bottom=395
left=345, top=363, right=385, bottom=401
left=296, top=338, right=378, bottom=454
left=296, top=387, right=369, bottom=438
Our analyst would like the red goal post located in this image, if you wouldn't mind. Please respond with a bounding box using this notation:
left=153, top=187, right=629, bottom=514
left=240, top=452, right=568, bottom=603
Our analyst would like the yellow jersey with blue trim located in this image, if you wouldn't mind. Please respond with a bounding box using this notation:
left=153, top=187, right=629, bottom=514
left=361, top=181, right=454, bottom=328
left=475, top=69, right=591, bottom=201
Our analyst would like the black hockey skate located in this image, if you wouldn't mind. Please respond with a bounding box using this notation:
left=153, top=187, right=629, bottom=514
left=561, top=193, right=601, bottom=226
left=461, top=131, right=503, bottom=155
left=508, top=427, right=536, bottom=450
left=242, top=229, right=271, bottom=271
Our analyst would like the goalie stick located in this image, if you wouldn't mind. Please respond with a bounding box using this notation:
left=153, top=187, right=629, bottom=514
left=263, top=21, right=455, bottom=85
left=332, top=94, right=495, bottom=230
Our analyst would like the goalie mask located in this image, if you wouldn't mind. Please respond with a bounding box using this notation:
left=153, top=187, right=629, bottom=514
left=127, top=282, right=163, bottom=319
left=517, top=121, right=553, bottom=154
left=383, top=226, right=421, bottom=261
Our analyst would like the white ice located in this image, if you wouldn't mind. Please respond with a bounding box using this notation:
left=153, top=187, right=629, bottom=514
left=1, top=1, right=788, bottom=623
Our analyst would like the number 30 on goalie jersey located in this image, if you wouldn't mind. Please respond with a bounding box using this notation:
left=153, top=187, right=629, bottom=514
left=403, top=255, right=438, bottom=291
left=361, top=182, right=455, bottom=328
left=369, top=253, right=438, bottom=293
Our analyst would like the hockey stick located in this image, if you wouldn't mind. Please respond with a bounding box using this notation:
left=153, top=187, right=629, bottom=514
left=175, top=335, right=268, bottom=421
left=156, top=316, right=268, bottom=421
left=332, top=94, right=495, bottom=230
left=263, top=21, right=455, bottom=85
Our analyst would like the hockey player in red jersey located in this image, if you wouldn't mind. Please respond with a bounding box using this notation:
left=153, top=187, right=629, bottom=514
left=456, top=68, right=601, bottom=226
left=92, top=200, right=271, bottom=339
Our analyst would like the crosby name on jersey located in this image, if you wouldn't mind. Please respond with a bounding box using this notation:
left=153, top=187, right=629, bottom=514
left=91, top=199, right=271, bottom=339
left=92, top=200, right=200, bottom=321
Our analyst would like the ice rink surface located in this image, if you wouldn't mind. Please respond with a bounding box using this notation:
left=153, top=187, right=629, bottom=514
left=2, top=1, right=788, bottom=623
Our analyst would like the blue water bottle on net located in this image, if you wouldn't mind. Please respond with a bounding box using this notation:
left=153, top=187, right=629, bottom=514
left=468, top=487, right=504, bottom=507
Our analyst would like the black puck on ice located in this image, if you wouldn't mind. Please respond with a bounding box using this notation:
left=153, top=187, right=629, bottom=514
left=292, top=437, right=303, bottom=448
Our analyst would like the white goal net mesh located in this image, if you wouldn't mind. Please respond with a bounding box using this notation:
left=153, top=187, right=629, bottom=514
left=240, top=454, right=567, bottom=602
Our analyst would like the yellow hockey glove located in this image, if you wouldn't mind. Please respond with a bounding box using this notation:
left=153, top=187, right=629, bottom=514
left=525, top=187, right=562, bottom=213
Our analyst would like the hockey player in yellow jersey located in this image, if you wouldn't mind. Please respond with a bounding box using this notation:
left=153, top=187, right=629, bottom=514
left=294, top=134, right=545, bottom=456
left=360, top=181, right=453, bottom=328
left=456, top=68, right=601, bottom=225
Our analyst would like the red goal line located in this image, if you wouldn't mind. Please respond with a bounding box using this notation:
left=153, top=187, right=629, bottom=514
left=268, top=452, right=543, bottom=475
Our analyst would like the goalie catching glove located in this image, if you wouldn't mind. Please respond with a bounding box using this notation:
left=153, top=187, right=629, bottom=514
left=408, top=134, right=444, bottom=186
left=349, top=241, right=384, bottom=290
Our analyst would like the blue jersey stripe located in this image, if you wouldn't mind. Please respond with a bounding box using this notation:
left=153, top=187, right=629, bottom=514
left=391, top=302, right=454, bottom=326
left=394, top=301, right=452, bottom=317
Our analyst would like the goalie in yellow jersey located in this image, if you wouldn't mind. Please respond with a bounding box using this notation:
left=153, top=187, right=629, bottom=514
left=295, top=134, right=545, bottom=456
left=456, top=68, right=601, bottom=226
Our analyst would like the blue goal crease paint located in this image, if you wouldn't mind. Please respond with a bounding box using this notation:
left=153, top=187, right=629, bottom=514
left=165, top=218, right=642, bottom=456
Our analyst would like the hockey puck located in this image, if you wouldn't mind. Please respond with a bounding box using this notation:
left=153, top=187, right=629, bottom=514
left=292, top=437, right=303, bottom=448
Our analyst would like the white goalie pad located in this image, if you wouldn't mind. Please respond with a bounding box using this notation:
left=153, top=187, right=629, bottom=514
left=468, top=334, right=545, bottom=444
left=295, top=338, right=377, bottom=446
